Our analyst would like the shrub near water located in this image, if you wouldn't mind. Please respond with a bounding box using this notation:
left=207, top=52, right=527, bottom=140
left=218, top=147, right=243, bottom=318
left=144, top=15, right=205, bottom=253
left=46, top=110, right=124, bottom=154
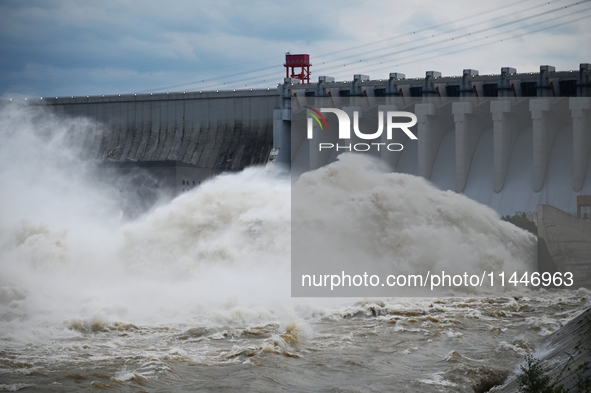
left=517, top=355, right=565, bottom=393
left=501, top=213, right=537, bottom=236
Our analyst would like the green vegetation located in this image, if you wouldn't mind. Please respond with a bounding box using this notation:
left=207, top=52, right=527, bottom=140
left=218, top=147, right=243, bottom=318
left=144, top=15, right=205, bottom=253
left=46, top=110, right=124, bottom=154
left=501, top=212, right=537, bottom=235
left=573, top=314, right=591, bottom=392
left=517, top=355, right=566, bottom=393
left=516, top=313, right=591, bottom=393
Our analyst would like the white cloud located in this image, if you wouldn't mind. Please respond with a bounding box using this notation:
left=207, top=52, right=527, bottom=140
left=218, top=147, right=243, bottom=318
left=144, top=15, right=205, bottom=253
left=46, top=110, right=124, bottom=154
left=0, top=0, right=589, bottom=96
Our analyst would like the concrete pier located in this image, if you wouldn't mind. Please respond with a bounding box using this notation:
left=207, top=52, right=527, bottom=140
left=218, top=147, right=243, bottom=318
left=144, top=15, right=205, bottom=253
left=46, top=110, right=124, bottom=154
left=537, top=204, right=591, bottom=288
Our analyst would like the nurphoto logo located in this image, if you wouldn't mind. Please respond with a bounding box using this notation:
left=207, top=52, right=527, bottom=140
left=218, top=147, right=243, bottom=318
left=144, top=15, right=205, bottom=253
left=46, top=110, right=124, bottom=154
left=305, top=106, right=418, bottom=152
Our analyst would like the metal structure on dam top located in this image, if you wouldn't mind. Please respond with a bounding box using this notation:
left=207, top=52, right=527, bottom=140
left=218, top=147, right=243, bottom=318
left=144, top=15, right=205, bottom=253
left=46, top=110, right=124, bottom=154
left=10, top=61, right=591, bottom=215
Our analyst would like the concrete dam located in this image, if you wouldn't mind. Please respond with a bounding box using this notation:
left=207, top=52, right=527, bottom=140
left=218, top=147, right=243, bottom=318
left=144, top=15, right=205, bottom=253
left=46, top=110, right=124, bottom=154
left=42, top=89, right=278, bottom=173
left=18, top=62, right=591, bottom=217
left=278, top=63, right=591, bottom=216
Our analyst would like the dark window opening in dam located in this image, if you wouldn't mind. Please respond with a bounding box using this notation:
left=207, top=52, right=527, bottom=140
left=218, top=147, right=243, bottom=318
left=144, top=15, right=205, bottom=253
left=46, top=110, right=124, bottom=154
left=409, top=87, right=423, bottom=97
left=559, top=80, right=577, bottom=96
left=483, top=83, right=498, bottom=97
left=520, top=81, right=538, bottom=97
left=446, top=85, right=460, bottom=97
left=374, top=88, right=387, bottom=97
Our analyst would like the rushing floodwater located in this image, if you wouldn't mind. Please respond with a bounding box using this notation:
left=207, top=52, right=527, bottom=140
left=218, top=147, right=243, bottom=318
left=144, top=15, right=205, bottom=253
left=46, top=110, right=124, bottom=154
left=1, top=292, right=590, bottom=392
left=1, top=103, right=589, bottom=392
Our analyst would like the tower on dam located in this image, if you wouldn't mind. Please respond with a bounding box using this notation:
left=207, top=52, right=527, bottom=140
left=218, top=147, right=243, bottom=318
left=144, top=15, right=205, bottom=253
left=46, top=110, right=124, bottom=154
left=284, top=53, right=312, bottom=84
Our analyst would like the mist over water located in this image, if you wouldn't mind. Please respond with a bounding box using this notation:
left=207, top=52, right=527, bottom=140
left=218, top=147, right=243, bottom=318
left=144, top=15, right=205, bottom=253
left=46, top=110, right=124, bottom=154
left=0, top=102, right=540, bottom=342
left=0, top=102, right=298, bottom=343
left=2, top=103, right=573, bottom=393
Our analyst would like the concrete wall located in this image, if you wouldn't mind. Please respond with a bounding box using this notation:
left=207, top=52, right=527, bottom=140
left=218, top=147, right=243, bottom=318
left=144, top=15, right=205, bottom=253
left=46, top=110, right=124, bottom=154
left=288, top=95, right=591, bottom=215
left=282, top=64, right=591, bottom=215
left=495, top=307, right=591, bottom=392
left=42, top=89, right=278, bottom=172
left=537, top=204, right=591, bottom=288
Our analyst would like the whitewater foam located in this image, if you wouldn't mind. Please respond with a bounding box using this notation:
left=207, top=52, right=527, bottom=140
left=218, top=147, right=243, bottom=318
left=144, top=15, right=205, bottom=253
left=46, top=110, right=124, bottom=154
left=292, top=153, right=537, bottom=295
left=0, top=103, right=538, bottom=344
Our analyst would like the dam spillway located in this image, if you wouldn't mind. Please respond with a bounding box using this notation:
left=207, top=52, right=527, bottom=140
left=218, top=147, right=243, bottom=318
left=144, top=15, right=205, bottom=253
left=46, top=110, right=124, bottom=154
left=278, top=64, right=591, bottom=216
left=39, top=89, right=278, bottom=173
left=11, top=62, right=591, bottom=216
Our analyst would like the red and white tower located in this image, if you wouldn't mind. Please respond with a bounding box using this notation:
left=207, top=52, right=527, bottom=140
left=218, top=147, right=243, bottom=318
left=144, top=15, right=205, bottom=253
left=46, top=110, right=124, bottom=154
left=284, top=53, right=311, bottom=84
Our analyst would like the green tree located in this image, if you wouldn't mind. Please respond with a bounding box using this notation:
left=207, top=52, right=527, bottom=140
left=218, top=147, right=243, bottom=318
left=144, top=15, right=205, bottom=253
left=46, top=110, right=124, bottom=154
left=517, top=355, right=566, bottom=393
left=502, top=212, right=537, bottom=236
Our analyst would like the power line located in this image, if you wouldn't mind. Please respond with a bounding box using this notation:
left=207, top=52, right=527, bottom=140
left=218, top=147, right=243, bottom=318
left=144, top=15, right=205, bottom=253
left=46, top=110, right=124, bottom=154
left=1, top=0, right=441, bottom=85
left=312, top=0, right=590, bottom=73
left=6, top=0, right=365, bottom=73
left=319, top=0, right=537, bottom=58
left=2, top=0, right=589, bottom=94
left=153, top=0, right=591, bottom=91
left=383, top=11, right=591, bottom=71
left=192, top=9, right=591, bottom=92
left=0, top=0, right=529, bottom=87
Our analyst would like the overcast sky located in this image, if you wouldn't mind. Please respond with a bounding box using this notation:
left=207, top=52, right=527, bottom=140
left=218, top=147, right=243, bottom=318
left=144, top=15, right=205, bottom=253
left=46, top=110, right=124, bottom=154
left=1, top=0, right=590, bottom=98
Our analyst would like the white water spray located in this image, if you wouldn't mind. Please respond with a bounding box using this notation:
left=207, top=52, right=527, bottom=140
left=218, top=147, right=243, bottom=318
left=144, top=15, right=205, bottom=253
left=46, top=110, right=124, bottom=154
left=0, top=103, right=536, bottom=344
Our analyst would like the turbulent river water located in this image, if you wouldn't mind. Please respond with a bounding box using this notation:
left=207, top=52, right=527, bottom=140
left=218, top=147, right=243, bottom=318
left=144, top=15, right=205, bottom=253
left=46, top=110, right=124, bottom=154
left=0, top=103, right=589, bottom=392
